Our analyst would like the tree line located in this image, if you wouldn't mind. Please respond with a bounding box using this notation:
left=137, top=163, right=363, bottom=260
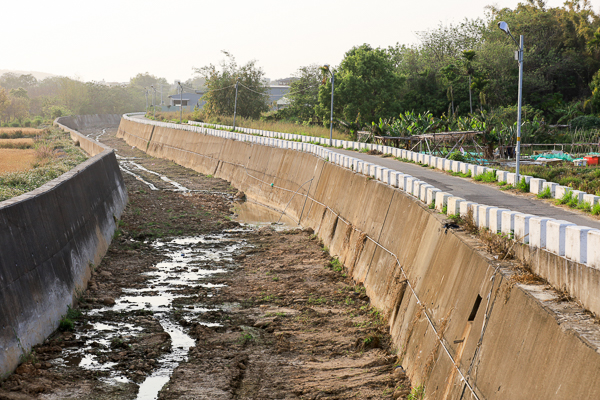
left=195, top=0, right=600, bottom=148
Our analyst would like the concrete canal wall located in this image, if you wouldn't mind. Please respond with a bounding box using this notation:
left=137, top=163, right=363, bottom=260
left=118, top=116, right=600, bottom=400
left=0, top=115, right=127, bottom=376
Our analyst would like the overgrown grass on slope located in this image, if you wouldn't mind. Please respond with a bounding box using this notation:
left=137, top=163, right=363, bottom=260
left=0, top=128, right=88, bottom=201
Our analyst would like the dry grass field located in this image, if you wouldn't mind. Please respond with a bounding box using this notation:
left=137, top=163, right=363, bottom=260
left=0, top=138, right=35, bottom=147
left=0, top=127, right=43, bottom=136
left=0, top=149, right=37, bottom=173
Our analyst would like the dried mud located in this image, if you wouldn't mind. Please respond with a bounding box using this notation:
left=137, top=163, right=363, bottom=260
left=0, top=128, right=414, bottom=400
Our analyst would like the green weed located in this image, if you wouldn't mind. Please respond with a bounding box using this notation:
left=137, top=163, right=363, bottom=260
left=516, top=177, right=530, bottom=192
left=536, top=186, right=552, bottom=199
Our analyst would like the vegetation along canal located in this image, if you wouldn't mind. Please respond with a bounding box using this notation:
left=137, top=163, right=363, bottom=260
left=0, top=127, right=415, bottom=400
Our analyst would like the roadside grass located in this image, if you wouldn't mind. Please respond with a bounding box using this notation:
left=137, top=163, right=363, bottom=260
left=518, top=163, right=600, bottom=195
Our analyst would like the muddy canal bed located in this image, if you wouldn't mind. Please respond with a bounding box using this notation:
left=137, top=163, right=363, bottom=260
left=0, top=128, right=412, bottom=400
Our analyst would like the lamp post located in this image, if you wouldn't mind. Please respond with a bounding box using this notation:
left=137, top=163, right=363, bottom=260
left=498, top=21, right=524, bottom=183
left=150, top=85, right=156, bottom=119
left=178, top=81, right=183, bottom=124
left=233, top=78, right=240, bottom=130
left=323, top=64, right=335, bottom=147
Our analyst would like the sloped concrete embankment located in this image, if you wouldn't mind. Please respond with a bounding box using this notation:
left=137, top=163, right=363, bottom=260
left=0, top=115, right=127, bottom=376
left=118, top=117, right=600, bottom=400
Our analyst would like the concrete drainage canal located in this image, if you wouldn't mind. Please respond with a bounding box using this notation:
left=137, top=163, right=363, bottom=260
left=61, top=232, right=252, bottom=399
left=0, top=126, right=412, bottom=400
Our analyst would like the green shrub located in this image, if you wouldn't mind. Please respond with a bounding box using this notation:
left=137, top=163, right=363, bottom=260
left=570, top=115, right=600, bottom=130
left=516, top=177, right=530, bottom=192
left=537, top=187, right=552, bottom=199
left=448, top=151, right=466, bottom=162
left=474, top=170, right=496, bottom=183
left=557, top=190, right=574, bottom=205
left=577, top=201, right=592, bottom=212
left=9, top=122, right=19, bottom=127
left=592, top=203, right=600, bottom=215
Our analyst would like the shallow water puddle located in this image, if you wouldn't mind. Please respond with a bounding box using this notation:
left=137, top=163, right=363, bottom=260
left=232, top=201, right=299, bottom=230
left=59, top=233, right=250, bottom=399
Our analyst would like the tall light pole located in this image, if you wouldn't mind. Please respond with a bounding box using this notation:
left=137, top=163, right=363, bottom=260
left=178, top=81, right=183, bottom=124
left=323, top=64, right=335, bottom=146
left=150, top=85, right=156, bottom=118
left=233, top=78, right=240, bottom=130
left=498, top=21, right=524, bottom=183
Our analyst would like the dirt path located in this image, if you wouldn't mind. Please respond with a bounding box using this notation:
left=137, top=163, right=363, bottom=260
left=0, top=128, right=414, bottom=400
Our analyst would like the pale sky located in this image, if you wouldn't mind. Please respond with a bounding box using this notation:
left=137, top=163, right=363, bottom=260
left=1, top=0, right=596, bottom=84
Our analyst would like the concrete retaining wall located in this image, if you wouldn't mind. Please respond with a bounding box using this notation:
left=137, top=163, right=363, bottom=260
left=118, top=116, right=600, bottom=400
left=0, top=115, right=127, bottom=376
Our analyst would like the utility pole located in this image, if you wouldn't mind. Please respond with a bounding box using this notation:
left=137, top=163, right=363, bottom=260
left=178, top=81, right=183, bottom=124
left=144, top=88, right=148, bottom=112
left=233, top=78, right=240, bottom=130
left=151, top=85, right=156, bottom=118
left=160, top=84, right=163, bottom=105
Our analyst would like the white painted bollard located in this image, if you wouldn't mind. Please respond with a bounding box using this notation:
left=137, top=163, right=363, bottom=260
left=452, top=162, right=462, bottom=173
left=370, top=165, right=378, bottom=178
left=443, top=159, right=453, bottom=171
left=588, top=230, right=600, bottom=269
left=447, top=197, right=465, bottom=216
left=468, top=164, right=477, bottom=177
left=378, top=168, right=390, bottom=183
left=460, top=163, right=470, bottom=175
left=390, top=172, right=401, bottom=187
left=405, top=177, right=416, bottom=193
left=506, top=173, right=517, bottom=186
left=583, top=194, right=600, bottom=208
left=427, top=187, right=441, bottom=206
left=412, top=180, right=423, bottom=197
left=501, top=211, right=521, bottom=236
left=418, top=153, right=425, bottom=164
left=546, top=220, right=576, bottom=256
left=489, top=208, right=510, bottom=234
left=436, top=158, right=445, bottom=170
left=514, top=214, right=535, bottom=244
left=362, top=163, right=372, bottom=175
left=435, top=192, right=452, bottom=212
left=477, top=205, right=497, bottom=230
left=554, top=185, right=571, bottom=200
left=529, top=178, right=546, bottom=195
left=571, top=190, right=585, bottom=203
left=420, top=184, right=433, bottom=202
left=460, top=201, right=477, bottom=217
left=529, top=217, right=553, bottom=249
left=565, top=226, right=596, bottom=264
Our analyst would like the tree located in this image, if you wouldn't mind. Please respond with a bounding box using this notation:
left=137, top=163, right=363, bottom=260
left=316, top=44, right=405, bottom=128
left=286, top=65, right=322, bottom=122
left=0, top=73, right=37, bottom=90
left=194, top=51, right=269, bottom=119
left=0, top=87, right=11, bottom=122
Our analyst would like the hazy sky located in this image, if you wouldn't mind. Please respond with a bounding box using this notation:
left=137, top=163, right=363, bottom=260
left=2, top=0, right=597, bottom=84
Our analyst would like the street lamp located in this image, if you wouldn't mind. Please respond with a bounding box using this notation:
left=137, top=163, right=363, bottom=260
left=233, top=78, right=240, bottom=130
left=498, top=21, right=524, bottom=183
left=178, top=81, right=183, bottom=124
left=150, top=85, right=156, bottom=119
left=323, top=64, right=335, bottom=147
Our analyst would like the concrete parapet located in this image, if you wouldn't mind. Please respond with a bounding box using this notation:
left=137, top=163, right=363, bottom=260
left=419, top=184, right=433, bottom=202
left=565, top=226, right=596, bottom=264
left=427, top=187, right=441, bottom=206
left=542, top=181, right=557, bottom=196
left=459, top=201, right=476, bottom=217
left=554, top=186, right=571, bottom=200
left=477, top=205, right=497, bottom=230
left=489, top=208, right=510, bottom=234
left=547, top=220, right=576, bottom=256
left=588, top=230, right=600, bottom=269
left=501, top=210, right=521, bottom=236
left=529, top=217, right=553, bottom=249
left=446, top=197, right=464, bottom=215
left=496, top=170, right=508, bottom=183
left=514, top=214, right=535, bottom=244
left=460, top=163, right=470, bottom=175
left=434, top=192, right=451, bottom=212
left=583, top=194, right=600, bottom=208
left=529, top=178, right=546, bottom=195
left=452, top=161, right=461, bottom=173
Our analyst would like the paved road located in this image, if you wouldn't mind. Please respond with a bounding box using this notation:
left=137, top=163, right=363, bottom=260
left=330, top=149, right=600, bottom=230
left=126, top=115, right=600, bottom=230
